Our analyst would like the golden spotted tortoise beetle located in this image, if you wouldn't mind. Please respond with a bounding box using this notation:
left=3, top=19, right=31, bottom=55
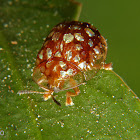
left=18, top=21, right=112, bottom=106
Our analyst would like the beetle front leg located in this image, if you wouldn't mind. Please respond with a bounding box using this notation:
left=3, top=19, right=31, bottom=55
left=43, top=93, right=52, bottom=101
left=43, top=91, right=61, bottom=106
left=66, top=86, right=80, bottom=106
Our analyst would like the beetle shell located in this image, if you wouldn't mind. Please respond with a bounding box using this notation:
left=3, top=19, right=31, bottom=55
left=33, top=21, right=107, bottom=93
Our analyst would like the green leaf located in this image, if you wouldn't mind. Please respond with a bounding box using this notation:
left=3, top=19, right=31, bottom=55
left=0, top=0, right=139, bottom=139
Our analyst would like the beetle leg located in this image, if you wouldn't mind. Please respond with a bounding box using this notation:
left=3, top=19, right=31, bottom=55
left=43, top=91, right=61, bottom=106
left=101, top=63, right=112, bottom=70
left=66, top=85, right=80, bottom=106
left=43, top=93, right=52, bottom=101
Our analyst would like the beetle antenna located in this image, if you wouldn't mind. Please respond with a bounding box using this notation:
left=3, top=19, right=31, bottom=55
left=18, top=90, right=61, bottom=106
left=17, top=90, right=50, bottom=95
left=52, top=95, right=61, bottom=106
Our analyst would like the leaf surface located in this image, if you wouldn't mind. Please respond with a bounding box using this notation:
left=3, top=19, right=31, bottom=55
left=0, top=0, right=139, bottom=139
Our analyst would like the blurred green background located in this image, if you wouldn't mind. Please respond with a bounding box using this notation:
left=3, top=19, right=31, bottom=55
left=77, top=0, right=140, bottom=97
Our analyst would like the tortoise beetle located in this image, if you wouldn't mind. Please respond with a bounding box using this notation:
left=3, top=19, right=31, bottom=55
left=18, top=21, right=112, bottom=106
